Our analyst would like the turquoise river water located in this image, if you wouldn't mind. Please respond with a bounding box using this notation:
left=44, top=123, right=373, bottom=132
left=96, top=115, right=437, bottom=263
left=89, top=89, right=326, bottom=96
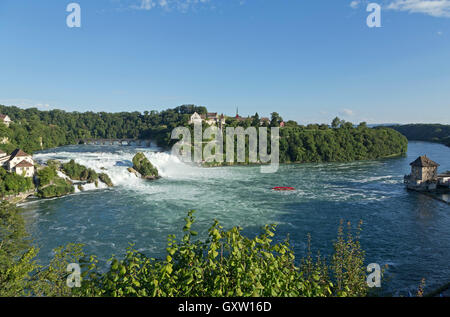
left=20, top=141, right=450, bottom=296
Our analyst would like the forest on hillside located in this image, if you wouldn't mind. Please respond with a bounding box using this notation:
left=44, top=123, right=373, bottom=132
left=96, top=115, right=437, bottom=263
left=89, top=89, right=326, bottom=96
left=0, top=104, right=407, bottom=163
left=0, top=104, right=207, bottom=154
left=214, top=124, right=408, bottom=164
left=388, top=124, right=450, bottom=147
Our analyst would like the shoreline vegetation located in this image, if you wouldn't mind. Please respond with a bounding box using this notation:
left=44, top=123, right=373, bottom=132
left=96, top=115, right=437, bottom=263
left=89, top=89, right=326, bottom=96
left=0, top=159, right=115, bottom=203
left=0, top=204, right=375, bottom=297
left=198, top=122, right=408, bottom=167
left=388, top=124, right=450, bottom=148
left=36, top=159, right=114, bottom=199
left=201, top=151, right=406, bottom=168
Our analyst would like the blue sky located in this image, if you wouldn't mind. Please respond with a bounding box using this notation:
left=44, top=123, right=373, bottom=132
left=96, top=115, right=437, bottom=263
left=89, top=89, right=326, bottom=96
left=0, top=0, right=449, bottom=124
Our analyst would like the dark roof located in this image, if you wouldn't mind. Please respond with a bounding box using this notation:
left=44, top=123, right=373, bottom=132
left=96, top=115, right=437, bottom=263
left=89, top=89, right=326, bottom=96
left=410, top=155, right=439, bottom=167
left=0, top=114, right=8, bottom=119
left=15, top=160, right=34, bottom=168
left=10, top=148, right=31, bottom=158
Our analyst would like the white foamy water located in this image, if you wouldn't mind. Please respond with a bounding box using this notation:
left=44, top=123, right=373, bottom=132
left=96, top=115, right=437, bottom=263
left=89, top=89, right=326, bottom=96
left=34, top=148, right=208, bottom=191
left=34, top=146, right=247, bottom=198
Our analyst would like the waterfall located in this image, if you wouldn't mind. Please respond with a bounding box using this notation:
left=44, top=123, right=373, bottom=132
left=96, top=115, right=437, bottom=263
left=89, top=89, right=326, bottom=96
left=33, top=147, right=211, bottom=192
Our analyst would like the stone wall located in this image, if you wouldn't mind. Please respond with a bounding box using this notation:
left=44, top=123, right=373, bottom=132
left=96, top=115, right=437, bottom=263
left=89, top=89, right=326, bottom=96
left=422, top=166, right=437, bottom=181
left=411, top=166, right=437, bottom=182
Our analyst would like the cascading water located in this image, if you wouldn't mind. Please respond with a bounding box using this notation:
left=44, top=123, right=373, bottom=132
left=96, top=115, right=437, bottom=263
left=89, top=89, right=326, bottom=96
left=33, top=146, right=211, bottom=191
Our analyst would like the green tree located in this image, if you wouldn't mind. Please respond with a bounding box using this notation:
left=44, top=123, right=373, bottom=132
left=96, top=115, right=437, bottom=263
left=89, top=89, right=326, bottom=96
left=0, top=202, right=38, bottom=296
left=331, top=117, right=342, bottom=129
left=252, top=112, right=260, bottom=127
left=270, top=112, right=283, bottom=127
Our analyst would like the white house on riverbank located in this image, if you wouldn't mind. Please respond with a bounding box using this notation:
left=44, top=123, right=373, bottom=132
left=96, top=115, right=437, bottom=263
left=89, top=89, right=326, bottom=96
left=0, top=148, right=35, bottom=177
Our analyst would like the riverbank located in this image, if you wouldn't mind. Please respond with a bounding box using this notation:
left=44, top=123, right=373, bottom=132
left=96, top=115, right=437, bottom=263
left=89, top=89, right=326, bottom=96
left=388, top=124, right=450, bottom=148
left=3, top=190, right=36, bottom=204
left=201, top=152, right=406, bottom=168
left=1, top=159, right=116, bottom=204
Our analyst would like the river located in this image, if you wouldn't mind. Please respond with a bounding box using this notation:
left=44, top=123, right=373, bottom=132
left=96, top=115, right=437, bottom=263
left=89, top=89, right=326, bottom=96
left=20, top=141, right=450, bottom=296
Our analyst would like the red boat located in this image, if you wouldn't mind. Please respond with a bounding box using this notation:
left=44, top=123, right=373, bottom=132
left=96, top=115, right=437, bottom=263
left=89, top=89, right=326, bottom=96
left=272, top=187, right=295, bottom=191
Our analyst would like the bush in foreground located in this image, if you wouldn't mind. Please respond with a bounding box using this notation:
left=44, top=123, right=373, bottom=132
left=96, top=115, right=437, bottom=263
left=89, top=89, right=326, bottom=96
left=1, top=203, right=370, bottom=297
left=77, top=211, right=368, bottom=297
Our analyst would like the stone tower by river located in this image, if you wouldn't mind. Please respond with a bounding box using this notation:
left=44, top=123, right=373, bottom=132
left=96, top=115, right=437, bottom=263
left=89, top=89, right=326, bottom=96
left=404, top=155, right=439, bottom=191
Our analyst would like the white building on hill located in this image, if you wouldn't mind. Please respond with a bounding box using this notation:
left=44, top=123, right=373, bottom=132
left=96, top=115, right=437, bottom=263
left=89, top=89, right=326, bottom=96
left=189, top=112, right=226, bottom=128
left=0, top=114, right=12, bottom=127
left=189, top=112, right=203, bottom=124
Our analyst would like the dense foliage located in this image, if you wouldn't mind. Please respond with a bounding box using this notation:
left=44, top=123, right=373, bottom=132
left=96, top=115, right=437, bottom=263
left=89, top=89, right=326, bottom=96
left=37, top=178, right=75, bottom=199
left=0, top=168, right=34, bottom=198
left=61, top=160, right=98, bottom=184
left=201, top=118, right=408, bottom=165
left=0, top=204, right=371, bottom=297
left=0, top=117, right=67, bottom=154
left=277, top=124, right=407, bottom=163
left=0, top=105, right=407, bottom=163
left=388, top=124, right=450, bottom=147
left=77, top=211, right=369, bottom=297
left=36, top=160, right=113, bottom=197
left=36, top=166, right=57, bottom=187
left=0, top=202, right=38, bottom=296
left=36, top=165, right=75, bottom=198
left=0, top=104, right=207, bottom=153
left=132, top=153, right=160, bottom=179
left=0, top=202, right=85, bottom=296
